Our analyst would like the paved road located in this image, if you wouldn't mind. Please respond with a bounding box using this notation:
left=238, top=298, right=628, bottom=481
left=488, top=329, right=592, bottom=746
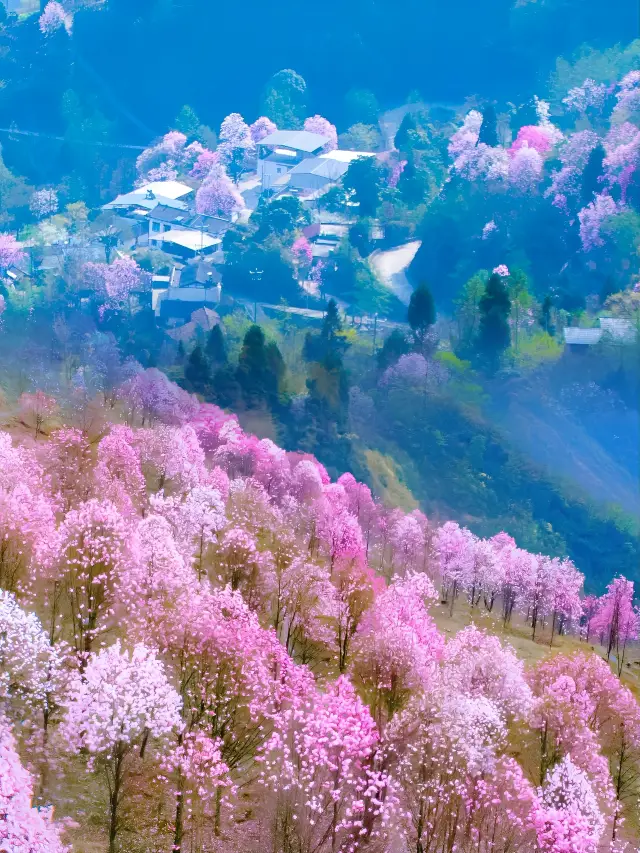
left=237, top=299, right=407, bottom=330
left=370, top=241, right=421, bottom=305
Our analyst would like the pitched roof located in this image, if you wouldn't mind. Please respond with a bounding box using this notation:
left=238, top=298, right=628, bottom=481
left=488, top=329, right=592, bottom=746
left=134, top=181, right=193, bottom=200
left=563, top=327, right=603, bottom=345
left=190, top=306, right=220, bottom=330
left=258, top=130, right=329, bottom=152
left=166, top=321, right=198, bottom=343
left=186, top=213, right=231, bottom=236
left=157, top=230, right=221, bottom=251
left=598, top=317, right=637, bottom=342
left=179, top=261, right=222, bottom=287
left=319, top=150, right=376, bottom=163
left=161, top=286, right=221, bottom=304
left=148, top=204, right=191, bottom=224
left=289, top=156, right=349, bottom=180
left=103, top=192, right=187, bottom=212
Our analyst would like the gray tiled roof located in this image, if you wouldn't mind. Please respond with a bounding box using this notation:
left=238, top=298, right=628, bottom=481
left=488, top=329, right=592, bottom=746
left=289, top=157, right=349, bottom=179
left=599, top=317, right=637, bottom=342
left=257, top=130, right=329, bottom=153
left=563, top=327, right=603, bottom=345
left=148, top=205, right=190, bottom=224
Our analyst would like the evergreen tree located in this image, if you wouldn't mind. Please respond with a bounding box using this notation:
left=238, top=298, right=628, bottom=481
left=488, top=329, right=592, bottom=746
left=236, top=325, right=285, bottom=407
left=184, top=344, right=211, bottom=393
left=541, top=295, right=554, bottom=335
left=581, top=144, right=606, bottom=206
left=377, top=329, right=411, bottom=370
left=478, top=104, right=499, bottom=147
left=394, top=112, right=417, bottom=151
left=397, top=155, right=429, bottom=205
left=206, top=324, right=227, bottom=366
left=261, top=69, right=307, bottom=127
left=407, top=282, right=436, bottom=347
left=344, top=88, right=379, bottom=127
left=477, top=273, right=512, bottom=371
left=174, top=105, right=201, bottom=138
left=343, top=158, right=382, bottom=217
left=212, top=365, right=241, bottom=409
left=303, top=299, right=349, bottom=362
left=265, top=341, right=286, bottom=399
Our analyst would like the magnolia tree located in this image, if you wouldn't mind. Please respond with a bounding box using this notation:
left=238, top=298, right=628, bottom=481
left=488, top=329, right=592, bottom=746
left=39, top=1, right=67, bottom=36
left=533, top=756, right=605, bottom=853
left=218, top=112, right=255, bottom=180
left=61, top=641, right=182, bottom=853
left=0, top=591, right=64, bottom=731
left=590, top=576, right=639, bottom=673
left=30, top=189, right=59, bottom=220
left=0, top=233, right=25, bottom=273
left=250, top=115, right=277, bottom=143
left=54, top=498, right=129, bottom=656
left=303, top=115, right=338, bottom=151
left=19, top=390, right=58, bottom=438
left=351, top=573, right=443, bottom=725
left=259, top=676, right=394, bottom=853
left=0, top=718, right=69, bottom=852
left=195, top=164, right=244, bottom=218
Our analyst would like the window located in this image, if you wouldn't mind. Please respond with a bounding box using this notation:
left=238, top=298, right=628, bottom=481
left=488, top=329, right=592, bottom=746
left=152, top=221, right=161, bottom=232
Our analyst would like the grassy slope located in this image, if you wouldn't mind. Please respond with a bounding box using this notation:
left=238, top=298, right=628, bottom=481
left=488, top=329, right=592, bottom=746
left=352, top=390, right=640, bottom=593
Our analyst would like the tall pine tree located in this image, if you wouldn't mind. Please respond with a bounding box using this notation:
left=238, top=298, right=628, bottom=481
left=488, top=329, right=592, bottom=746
left=408, top=282, right=436, bottom=348
left=477, top=273, right=511, bottom=372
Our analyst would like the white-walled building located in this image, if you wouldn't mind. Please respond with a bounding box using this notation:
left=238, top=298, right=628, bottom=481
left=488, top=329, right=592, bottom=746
left=256, top=130, right=330, bottom=192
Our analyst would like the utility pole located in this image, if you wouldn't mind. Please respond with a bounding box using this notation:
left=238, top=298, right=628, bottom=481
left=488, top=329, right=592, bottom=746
left=249, top=268, right=263, bottom=324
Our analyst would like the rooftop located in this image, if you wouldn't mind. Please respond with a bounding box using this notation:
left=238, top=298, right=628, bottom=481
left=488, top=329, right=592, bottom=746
left=103, top=192, right=187, bottom=212
left=156, top=230, right=221, bottom=251
left=258, top=130, right=330, bottom=153
left=148, top=205, right=191, bottom=225
left=133, top=181, right=193, bottom=200
left=179, top=261, right=223, bottom=287
left=563, top=327, right=603, bottom=345
left=289, top=157, right=350, bottom=180
left=319, top=150, right=376, bottom=163
left=599, top=317, right=637, bottom=342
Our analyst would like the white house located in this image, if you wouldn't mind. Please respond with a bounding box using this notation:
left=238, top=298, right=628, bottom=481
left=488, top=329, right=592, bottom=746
left=256, top=130, right=330, bottom=192
left=151, top=229, right=222, bottom=260
left=287, top=150, right=376, bottom=193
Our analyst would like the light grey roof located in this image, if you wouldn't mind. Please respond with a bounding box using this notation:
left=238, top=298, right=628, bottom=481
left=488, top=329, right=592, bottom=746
left=563, top=327, right=603, bottom=345
left=103, top=192, right=187, bottom=212
left=161, top=286, right=221, bottom=303
left=258, top=130, right=329, bottom=153
left=148, top=204, right=191, bottom=224
left=598, top=317, right=637, bottom=342
left=289, top=157, right=350, bottom=180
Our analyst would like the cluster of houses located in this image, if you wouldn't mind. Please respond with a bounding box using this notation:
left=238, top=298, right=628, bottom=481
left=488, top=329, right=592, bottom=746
left=99, top=127, right=377, bottom=339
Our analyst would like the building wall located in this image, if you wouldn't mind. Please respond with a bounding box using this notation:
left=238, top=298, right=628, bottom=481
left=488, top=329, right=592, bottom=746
left=288, top=172, right=332, bottom=192
left=258, top=159, right=294, bottom=190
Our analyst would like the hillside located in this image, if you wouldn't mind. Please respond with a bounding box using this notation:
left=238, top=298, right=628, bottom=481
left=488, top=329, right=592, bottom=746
left=1, top=380, right=640, bottom=853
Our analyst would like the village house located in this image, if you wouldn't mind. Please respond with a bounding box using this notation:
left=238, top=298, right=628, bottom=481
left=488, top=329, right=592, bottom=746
left=256, top=130, right=330, bottom=192
left=563, top=317, right=638, bottom=352
left=286, top=150, right=375, bottom=194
